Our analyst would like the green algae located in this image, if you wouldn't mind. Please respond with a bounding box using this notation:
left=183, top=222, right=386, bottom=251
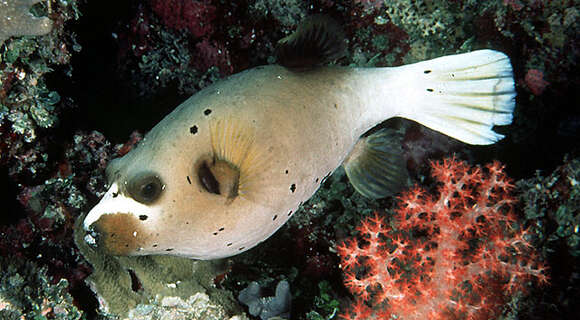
left=73, top=216, right=246, bottom=319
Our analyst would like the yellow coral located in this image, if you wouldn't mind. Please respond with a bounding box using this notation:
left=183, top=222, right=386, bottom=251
left=0, top=0, right=53, bottom=45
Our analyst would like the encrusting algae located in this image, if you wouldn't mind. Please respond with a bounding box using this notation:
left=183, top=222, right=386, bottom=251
left=0, top=0, right=52, bottom=46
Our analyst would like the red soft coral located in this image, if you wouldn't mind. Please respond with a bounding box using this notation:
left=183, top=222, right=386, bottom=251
left=194, top=39, right=233, bottom=74
left=151, top=0, right=217, bottom=38
left=337, top=158, right=548, bottom=320
left=524, top=69, right=549, bottom=96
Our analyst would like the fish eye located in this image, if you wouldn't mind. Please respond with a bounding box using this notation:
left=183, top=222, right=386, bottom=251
left=128, top=173, right=164, bottom=204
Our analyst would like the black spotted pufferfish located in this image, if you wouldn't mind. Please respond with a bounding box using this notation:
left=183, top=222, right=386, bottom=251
left=82, top=17, right=516, bottom=260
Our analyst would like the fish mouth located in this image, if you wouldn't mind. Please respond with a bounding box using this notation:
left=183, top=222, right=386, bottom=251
left=83, top=228, right=98, bottom=247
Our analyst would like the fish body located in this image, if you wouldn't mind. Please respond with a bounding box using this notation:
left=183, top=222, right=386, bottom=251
left=82, top=19, right=515, bottom=260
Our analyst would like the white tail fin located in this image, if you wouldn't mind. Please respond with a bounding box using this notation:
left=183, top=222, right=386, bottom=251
left=395, top=50, right=516, bottom=145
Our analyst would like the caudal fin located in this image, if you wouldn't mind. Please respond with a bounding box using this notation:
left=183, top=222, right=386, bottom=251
left=396, top=50, right=516, bottom=145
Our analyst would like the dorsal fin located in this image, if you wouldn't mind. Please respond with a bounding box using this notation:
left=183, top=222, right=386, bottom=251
left=275, top=15, right=347, bottom=70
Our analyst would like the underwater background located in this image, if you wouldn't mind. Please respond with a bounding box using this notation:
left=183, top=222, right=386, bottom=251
left=0, top=0, right=578, bottom=319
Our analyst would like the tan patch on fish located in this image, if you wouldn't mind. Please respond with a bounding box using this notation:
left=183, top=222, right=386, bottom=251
left=91, top=213, right=148, bottom=255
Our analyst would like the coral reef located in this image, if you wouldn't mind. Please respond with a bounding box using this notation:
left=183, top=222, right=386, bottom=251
left=518, top=157, right=580, bottom=257
left=0, top=258, right=82, bottom=320
left=1, top=0, right=80, bottom=177
left=250, top=0, right=308, bottom=28
left=128, top=293, right=249, bottom=320
left=150, top=0, right=217, bottom=38
left=513, top=157, right=580, bottom=318
left=0, top=0, right=578, bottom=319
left=337, top=158, right=547, bottom=319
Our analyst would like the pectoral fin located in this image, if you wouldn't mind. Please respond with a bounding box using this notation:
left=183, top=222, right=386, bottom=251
left=208, top=117, right=273, bottom=205
left=343, top=128, right=410, bottom=199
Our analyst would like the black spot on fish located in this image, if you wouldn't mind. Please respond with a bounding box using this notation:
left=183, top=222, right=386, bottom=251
left=187, top=176, right=192, bottom=184
left=227, top=243, right=233, bottom=246
left=285, top=169, right=289, bottom=174
left=112, top=191, right=119, bottom=198
left=315, top=178, right=319, bottom=183
left=424, top=70, right=432, bottom=74
left=426, top=88, right=434, bottom=92
left=139, top=215, right=148, bottom=221
left=213, top=232, right=218, bottom=235
left=219, top=227, right=225, bottom=231
left=288, top=210, right=293, bottom=216
left=239, top=246, right=245, bottom=251
left=190, top=125, right=198, bottom=134
left=153, top=244, right=158, bottom=247
left=166, top=248, right=174, bottom=252
left=273, top=215, right=278, bottom=221
left=290, top=184, right=296, bottom=193
left=204, top=109, right=212, bottom=115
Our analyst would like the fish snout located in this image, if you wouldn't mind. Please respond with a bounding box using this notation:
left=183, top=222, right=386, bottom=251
left=83, top=212, right=146, bottom=255
left=82, top=183, right=155, bottom=255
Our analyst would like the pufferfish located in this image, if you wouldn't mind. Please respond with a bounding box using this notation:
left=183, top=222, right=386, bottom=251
left=82, top=17, right=516, bottom=260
